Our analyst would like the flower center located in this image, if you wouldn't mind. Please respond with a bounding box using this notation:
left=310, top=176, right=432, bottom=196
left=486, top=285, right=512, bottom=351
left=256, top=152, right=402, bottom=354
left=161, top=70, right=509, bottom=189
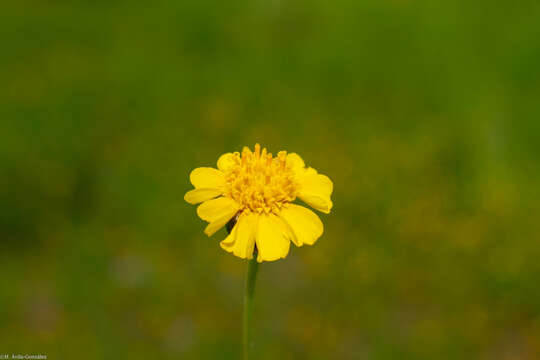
left=223, top=144, right=297, bottom=214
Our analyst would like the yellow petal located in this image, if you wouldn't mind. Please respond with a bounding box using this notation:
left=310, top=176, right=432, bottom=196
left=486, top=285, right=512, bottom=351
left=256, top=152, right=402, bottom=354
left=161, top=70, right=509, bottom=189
left=255, top=214, right=290, bottom=262
left=220, top=213, right=257, bottom=259
left=286, top=153, right=305, bottom=172
left=220, top=221, right=238, bottom=246
left=189, top=167, right=225, bottom=189
left=298, top=193, right=333, bottom=214
left=204, top=215, right=237, bottom=236
left=197, top=197, right=239, bottom=222
left=184, top=188, right=223, bottom=204
left=279, top=204, right=323, bottom=246
left=196, top=197, right=240, bottom=236
left=217, top=153, right=237, bottom=171
left=297, top=169, right=333, bottom=214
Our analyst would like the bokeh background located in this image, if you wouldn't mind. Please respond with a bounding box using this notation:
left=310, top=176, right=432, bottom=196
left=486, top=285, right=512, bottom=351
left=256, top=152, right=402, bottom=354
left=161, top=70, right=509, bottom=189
left=2, top=0, right=540, bottom=359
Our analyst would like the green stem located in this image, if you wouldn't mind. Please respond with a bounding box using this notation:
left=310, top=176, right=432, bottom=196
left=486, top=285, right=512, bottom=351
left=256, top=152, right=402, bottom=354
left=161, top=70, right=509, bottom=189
left=243, top=257, right=259, bottom=360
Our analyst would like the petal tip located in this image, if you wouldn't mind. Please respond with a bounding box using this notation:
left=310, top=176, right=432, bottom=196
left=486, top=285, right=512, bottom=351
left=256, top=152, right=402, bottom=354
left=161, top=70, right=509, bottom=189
left=320, top=204, right=332, bottom=214
left=189, top=167, right=225, bottom=188
left=184, top=192, right=195, bottom=204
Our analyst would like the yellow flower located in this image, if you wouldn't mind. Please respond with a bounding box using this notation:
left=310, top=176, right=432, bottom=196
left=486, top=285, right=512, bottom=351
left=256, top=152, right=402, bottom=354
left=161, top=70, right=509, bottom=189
left=184, top=144, right=333, bottom=262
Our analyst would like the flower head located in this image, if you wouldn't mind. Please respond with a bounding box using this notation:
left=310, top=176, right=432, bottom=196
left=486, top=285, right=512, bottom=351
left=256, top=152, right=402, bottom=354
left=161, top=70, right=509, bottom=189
left=185, top=144, right=333, bottom=262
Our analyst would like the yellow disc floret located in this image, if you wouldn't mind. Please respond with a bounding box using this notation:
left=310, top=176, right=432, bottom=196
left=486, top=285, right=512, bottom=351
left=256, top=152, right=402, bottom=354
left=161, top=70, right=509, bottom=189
left=223, top=144, right=297, bottom=214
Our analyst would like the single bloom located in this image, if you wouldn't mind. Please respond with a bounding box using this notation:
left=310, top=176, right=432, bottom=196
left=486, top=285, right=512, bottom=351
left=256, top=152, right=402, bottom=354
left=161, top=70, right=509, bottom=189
left=184, top=144, right=333, bottom=262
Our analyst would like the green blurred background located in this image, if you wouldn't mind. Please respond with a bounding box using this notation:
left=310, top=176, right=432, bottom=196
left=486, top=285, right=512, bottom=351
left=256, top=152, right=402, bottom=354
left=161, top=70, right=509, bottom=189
left=2, top=0, right=540, bottom=359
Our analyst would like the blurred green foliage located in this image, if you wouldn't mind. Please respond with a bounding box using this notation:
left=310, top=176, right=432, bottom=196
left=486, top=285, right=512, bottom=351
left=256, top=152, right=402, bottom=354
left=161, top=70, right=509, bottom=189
left=1, top=0, right=540, bottom=359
